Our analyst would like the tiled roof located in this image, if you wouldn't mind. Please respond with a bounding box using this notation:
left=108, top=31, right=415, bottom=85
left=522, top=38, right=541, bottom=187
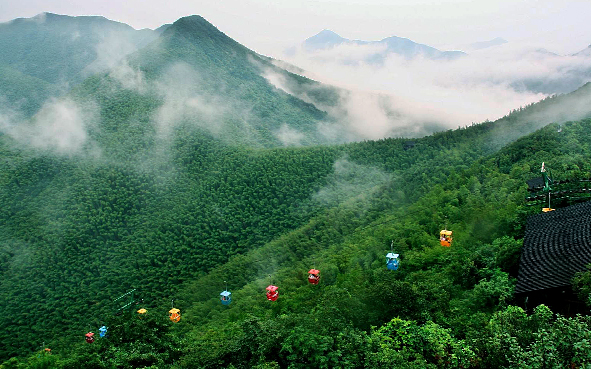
left=526, top=176, right=545, bottom=190
left=515, top=201, right=591, bottom=294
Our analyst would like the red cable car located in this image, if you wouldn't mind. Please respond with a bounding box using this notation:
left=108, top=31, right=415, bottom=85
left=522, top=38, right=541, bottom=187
left=308, top=269, right=320, bottom=285
left=85, top=332, right=95, bottom=344
left=266, top=285, right=279, bottom=301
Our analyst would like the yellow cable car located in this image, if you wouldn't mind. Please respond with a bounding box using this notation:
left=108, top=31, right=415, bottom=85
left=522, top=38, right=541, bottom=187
left=169, top=308, right=180, bottom=323
left=440, top=230, right=452, bottom=247
left=137, top=308, right=147, bottom=318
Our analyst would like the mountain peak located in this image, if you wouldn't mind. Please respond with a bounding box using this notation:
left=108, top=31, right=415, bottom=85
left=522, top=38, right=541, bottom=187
left=164, top=15, right=225, bottom=39
left=317, top=29, right=342, bottom=38
left=153, top=14, right=253, bottom=64
left=304, top=29, right=347, bottom=51
left=169, top=14, right=222, bottom=31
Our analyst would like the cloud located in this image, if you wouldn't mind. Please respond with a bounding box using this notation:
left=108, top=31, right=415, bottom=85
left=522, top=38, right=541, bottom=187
left=277, top=42, right=591, bottom=140
left=152, top=62, right=231, bottom=138
left=313, top=157, right=392, bottom=207
left=274, top=123, right=305, bottom=146
left=303, top=42, right=388, bottom=65
left=82, top=30, right=149, bottom=92
left=84, top=29, right=144, bottom=75
left=0, top=97, right=100, bottom=156
left=108, top=60, right=147, bottom=92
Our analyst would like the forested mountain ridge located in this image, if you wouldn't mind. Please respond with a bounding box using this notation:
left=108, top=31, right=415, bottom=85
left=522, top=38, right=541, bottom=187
left=56, top=14, right=348, bottom=150
left=0, top=13, right=159, bottom=116
left=0, top=12, right=158, bottom=85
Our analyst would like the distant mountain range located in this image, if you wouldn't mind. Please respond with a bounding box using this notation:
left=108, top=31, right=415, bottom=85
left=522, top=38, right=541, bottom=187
left=573, top=44, right=591, bottom=57
left=298, top=29, right=591, bottom=95
left=302, top=29, right=465, bottom=62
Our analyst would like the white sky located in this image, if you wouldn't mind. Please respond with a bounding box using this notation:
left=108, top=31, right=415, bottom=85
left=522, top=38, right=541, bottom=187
left=1, top=0, right=591, bottom=57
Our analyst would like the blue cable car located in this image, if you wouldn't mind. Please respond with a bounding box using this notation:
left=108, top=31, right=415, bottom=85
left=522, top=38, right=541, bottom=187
left=99, top=326, right=107, bottom=338
left=220, top=290, right=232, bottom=305
left=386, top=253, right=400, bottom=271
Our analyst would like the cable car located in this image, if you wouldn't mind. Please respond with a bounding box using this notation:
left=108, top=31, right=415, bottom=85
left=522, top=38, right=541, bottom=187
left=308, top=269, right=320, bottom=284
left=43, top=348, right=51, bottom=354
left=169, top=308, right=181, bottom=322
left=137, top=308, right=147, bottom=315
left=85, top=332, right=95, bottom=343
left=266, top=285, right=279, bottom=301
left=220, top=290, right=232, bottom=305
left=440, top=230, right=452, bottom=247
left=99, top=326, right=107, bottom=338
left=386, top=253, right=400, bottom=270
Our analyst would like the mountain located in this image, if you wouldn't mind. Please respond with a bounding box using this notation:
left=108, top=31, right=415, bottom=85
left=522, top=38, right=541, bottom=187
left=3, top=80, right=591, bottom=367
left=468, top=37, right=508, bottom=50
left=0, top=12, right=159, bottom=115
left=303, top=29, right=349, bottom=51
left=510, top=48, right=591, bottom=94
left=65, top=15, right=345, bottom=150
left=302, top=29, right=466, bottom=61
left=0, top=63, right=56, bottom=114
left=0, top=14, right=344, bottom=358
left=0, top=12, right=158, bottom=84
left=573, top=44, right=591, bottom=57
left=3, top=12, right=591, bottom=367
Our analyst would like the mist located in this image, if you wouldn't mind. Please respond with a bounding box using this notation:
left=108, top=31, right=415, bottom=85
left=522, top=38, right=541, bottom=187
left=274, top=41, right=591, bottom=140
left=152, top=62, right=242, bottom=140
left=313, top=157, right=392, bottom=208
left=0, top=97, right=100, bottom=156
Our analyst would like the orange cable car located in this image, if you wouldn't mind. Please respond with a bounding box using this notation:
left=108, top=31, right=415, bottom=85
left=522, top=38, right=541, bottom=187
left=440, top=230, right=452, bottom=247
left=169, top=308, right=181, bottom=323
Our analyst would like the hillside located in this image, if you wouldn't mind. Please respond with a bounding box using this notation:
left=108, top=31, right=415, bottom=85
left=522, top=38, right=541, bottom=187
left=0, top=13, right=159, bottom=116
left=48, top=14, right=356, bottom=152
left=0, top=12, right=158, bottom=85
left=3, top=13, right=591, bottom=368
left=4, top=99, right=591, bottom=368
left=2, top=78, right=591, bottom=364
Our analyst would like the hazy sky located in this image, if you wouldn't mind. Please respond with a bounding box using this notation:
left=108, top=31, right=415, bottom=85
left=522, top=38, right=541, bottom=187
left=2, top=0, right=591, bottom=57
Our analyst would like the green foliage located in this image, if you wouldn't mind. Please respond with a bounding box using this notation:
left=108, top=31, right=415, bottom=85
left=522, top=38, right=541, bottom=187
left=471, top=305, right=591, bottom=368
left=0, top=13, right=157, bottom=85
left=3, top=14, right=591, bottom=365
left=572, top=265, right=591, bottom=307
left=367, top=318, right=475, bottom=368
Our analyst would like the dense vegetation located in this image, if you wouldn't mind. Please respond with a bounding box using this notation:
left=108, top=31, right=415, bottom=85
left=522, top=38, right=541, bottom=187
left=3, top=112, right=591, bottom=368
left=3, top=13, right=591, bottom=369
left=0, top=13, right=157, bottom=85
